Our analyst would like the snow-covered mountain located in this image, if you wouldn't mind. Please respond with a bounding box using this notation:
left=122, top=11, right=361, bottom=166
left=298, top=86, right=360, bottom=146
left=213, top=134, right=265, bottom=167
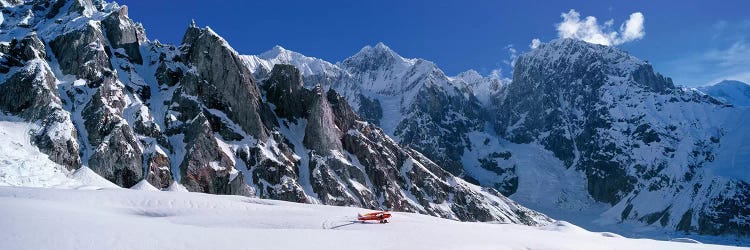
left=698, top=80, right=750, bottom=107
left=3, top=0, right=750, bottom=243
left=0, top=0, right=551, bottom=225
left=241, top=39, right=750, bottom=238
left=493, top=39, right=750, bottom=236
left=243, top=42, right=504, bottom=185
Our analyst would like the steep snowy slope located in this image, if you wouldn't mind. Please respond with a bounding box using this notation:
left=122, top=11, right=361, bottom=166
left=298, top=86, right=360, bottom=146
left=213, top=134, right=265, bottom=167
left=0, top=114, right=117, bottom=189
left=493, top=38, right=750, bottom=236
left=240, top=39, right=750, bottom=238
left=0, top=0, right=550, bottom=225
left=450, top=69, right=509, bottom=107
left=4, top=0, right=749, bottom=240
left=0, top=114, right=75, bottom=187
left=245, top=43, right=492, bottom=179
left=698, top=80, right=750, bottom=107
left=242, top=45, right=340, bottom=86
left=1, top=186, right=743, bottom=250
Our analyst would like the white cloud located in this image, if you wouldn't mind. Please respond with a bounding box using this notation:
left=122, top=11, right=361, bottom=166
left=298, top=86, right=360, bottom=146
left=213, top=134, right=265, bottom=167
left=489, top=69, right=503, bottom=80
left=619, top=12, right=645, bottom=42
left=661, top=39, right=750, bottom=86
left=705, top=41, right=750, bottom=67
left=702, top=41, right=750, bottom=84
left=556, top=9, right=645, bottom=46
left=530, top=38, right=541, bottom=49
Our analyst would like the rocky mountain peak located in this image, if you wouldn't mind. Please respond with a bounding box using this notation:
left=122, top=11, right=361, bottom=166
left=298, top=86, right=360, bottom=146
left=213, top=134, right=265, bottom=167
left=453, top=69, right=507, bottom=106
left=180, top=20, right=273, bottom=141
left=514, top=38, right=674, bottom=94
left=455, top=69, right=484, bottom=83
left=495, top=37, right=750, bottom=235
left=520, top=38, right=640, bottom=74
left=262, top=64, right=307, bottom=119
left=342, top=42, right=413, bottom=72
left=11, top=0, right=750, bottom=239
left=259, top=45, right=291, bottom=59
left=101, top=4, right=145, bottom=64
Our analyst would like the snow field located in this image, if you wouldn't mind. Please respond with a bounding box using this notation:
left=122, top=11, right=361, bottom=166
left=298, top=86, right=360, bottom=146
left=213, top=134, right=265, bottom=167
left=0, top=186, right=742, bottom=250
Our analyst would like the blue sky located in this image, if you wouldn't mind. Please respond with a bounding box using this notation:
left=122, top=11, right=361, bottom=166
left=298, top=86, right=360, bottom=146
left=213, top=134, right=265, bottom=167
left=119, top=0, right=750, bottom=86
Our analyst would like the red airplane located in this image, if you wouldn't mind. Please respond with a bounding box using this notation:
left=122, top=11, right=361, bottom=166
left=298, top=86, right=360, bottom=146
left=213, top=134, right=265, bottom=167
left=357, top=211, right=392, bottom=223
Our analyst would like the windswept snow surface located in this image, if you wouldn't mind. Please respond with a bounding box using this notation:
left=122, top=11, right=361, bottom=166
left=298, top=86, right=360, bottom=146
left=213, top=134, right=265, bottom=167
left=130, top=179, right=160, bottom=191
left=0, top=116, right=75, bottom=188
left=0, top=115, right=118, bottom=190
left=0, top=187, right=744, bottom=250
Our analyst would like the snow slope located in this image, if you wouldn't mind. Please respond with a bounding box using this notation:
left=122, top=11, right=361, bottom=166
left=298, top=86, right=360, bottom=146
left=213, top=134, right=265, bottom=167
left=698, top=80, right=750, bottom=107
left=0, top=115, right=74, bottom=188
left=0, top=114, right=118, bottom=190
left=0, top=186, right=742, bottom=250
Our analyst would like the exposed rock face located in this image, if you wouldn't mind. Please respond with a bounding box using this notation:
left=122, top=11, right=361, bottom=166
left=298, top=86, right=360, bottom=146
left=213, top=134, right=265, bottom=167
left=238, top=140, right=308, bottom=202
left=48, top=16, right=144, bottom=187
left=338, top=45, right=488, bottom=177
left=257, top=64, right=552, bottom=224
left=356, top=94, right=382, bottom=125
left=180, top=23, right=273, bottom=141
left=246, top=43, right=490, bottom=180
left=163, top=91, right=253, bottom=196
left=493, top=38, right=750, bottom=235
left=244, top=37, right=750, bottom=236
left=396, top=83, right=486, bottom=176
left=0, top=0, right=552, bottom=227
left=262, top=64, right=307, bottom=119
left=179, top=113, right=236, bottom=194
left=101, top=5, right=145, bottom=64
left=0, top=34, right=80, bottom=169
left=85, top=120, right=142, bottom=187
left=631, top=64, right=674, bottom=93
left=67, top=0, right=96, bottom=16
left=303, top=85, right=343, bottom=153
left=49, top=23, right=112, bottom=85
left=81, top=80, right=142, bottom=187
left=144, top=148, right=171, bottom=189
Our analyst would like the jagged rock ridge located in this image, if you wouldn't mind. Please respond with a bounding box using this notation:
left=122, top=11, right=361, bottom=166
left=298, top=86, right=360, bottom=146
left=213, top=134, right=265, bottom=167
left=242, top=39, right=750, bottom=237
left=0, top=0, right=551, bottom=225
left=493, top=39, right=750, bottom=235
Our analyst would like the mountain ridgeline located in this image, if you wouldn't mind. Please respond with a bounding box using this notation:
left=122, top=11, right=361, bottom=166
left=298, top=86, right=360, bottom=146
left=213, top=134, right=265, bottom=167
left=0, top=0, right=552, bottom=225
left=243, top=34, right=750, bottom=236
left=2, top=0, right=750, bottom=237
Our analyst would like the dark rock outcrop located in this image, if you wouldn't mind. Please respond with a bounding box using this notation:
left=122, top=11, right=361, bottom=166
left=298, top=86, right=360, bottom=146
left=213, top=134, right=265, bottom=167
left=49, top=23, right=113, bottom=85
left=101, top=5, right=146, bottom=64
left=0, top=2, right=551, bottom=228
left=493, top=38, right=750, bottom=235
left=180, top=23, right=273, bottom=141
left=179, top=113, right=238, bottom=194
left=303, top=85, right=343, bottom=153
left=144, top=147, right=172, bottom=189
left=258, top=64, right=551, bottom=224
left=0, top=34, right=81, bottom=169
left=262, top=64, right=307, bottom=119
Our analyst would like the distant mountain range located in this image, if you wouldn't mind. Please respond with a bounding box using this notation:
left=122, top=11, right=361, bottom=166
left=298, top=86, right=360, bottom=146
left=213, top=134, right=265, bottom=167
left=243, top=39, right=750, bottom=237
left=698, top=80, right=750, bottom=107
left=0, top=0, right=550, bottom=225
left=1, top=0, right=749, bottom=239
